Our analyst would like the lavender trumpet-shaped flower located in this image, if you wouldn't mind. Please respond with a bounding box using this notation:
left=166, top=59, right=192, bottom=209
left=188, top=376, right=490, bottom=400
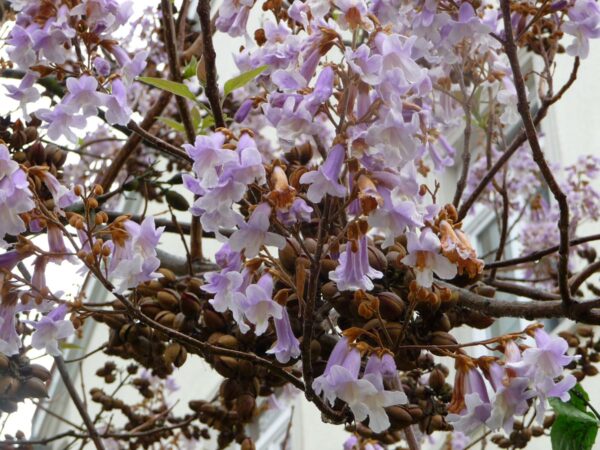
left=299, top=144, right=347, bottom=203
left=28, top=304, right=74, bottom=356
left=228, top=203, right=286, bottom=258
left=267, top=307, right=301, bottom=363
left=402, top=228, right=457, bottom=288
left=329, top=233, right=383, bottom=292
left=237, top=273, right=283, bottom=336
left=0, top=144, right=35, bottom=247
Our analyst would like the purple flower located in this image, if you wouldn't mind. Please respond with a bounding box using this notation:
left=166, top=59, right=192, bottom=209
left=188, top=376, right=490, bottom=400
left=29, top=304, right=74, bottom=356
left=314, top=338, right=406, bottom=432
left=103, top=79, right=132, bottom=126
left=0, top=302, right=20, bottom=356
left=563, top=0, right=600, bottom=58
left=238, top=274, right=283, bottom=336
left=93, top=56, right=111, bottom=77
left=109, top=217, right=164, bottom=293
left=402, top=229, right=457, bottom=288
left=63, top=75, right=104, bottom=116
left=228, top=203, right=286, bottom=258
left=484, top=361, right=533, bottom=433
left=202, top=269, right=247, bottom=331
left=368, top=188, right=423, bottom=248
left=313, top=337, right=363, bottom=404
left=183, top=132, right=239, bottom=189
left=0, top=251, right=24, bottom=271
left=215, top=243, right=243, bottom=271
left=267, top=307, right=300, bottom=363
left=329, top=235, right=383, bottom=292
left=41, top=171, right=78, bottom=209
left=272, top=70, right=307, bottom=91
left=277, top=198, right=313, bottom=226
left=36, top=103, right=87, bottom=143
left=507, top=328, right=577, bottom=419
left=334, top=0, right=368, bottom=29
left=346, top=45, right=383, bottom=85
left=0, top=145, right=35, bottom=246
left=215, top=0, right=253, bottom=37
left=364, top=353, right=398, bottom=383
left=6, top=25, right=36, bottom=69
left=5, top=71, right=40, bottom=119
left=300, top=144, right=347, bottom=203
left=448, top=392, right=492, bottom=434
left=234, top=98, right=254, bottom=123
left=447, top=3, right=492, bottom=44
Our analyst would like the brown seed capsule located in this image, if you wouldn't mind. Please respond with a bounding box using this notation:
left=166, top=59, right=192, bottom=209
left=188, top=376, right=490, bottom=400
left=157, top=289, right=180, bottom=311
left=368, top=245, right=388, bottom=272
left=386, top=406, right=413, bottom=429
left=139, top=297, right=162, bottom=319
left=427, top=415, right=445, bottom=433
left=406, top=406, right=424, bottom=421
left=0, top=377, right=20, bottom=396
left=0, top=399, right=18, bottom=413
left=180, top=292, right=202, bottom=318
left=310, top=339, right=321, bottom=360
left=237, top=393, right=256, bottom=422
left=572, top=369, right=585, bottom=381
left=175, top=346, right=188, bottom=367
left=583, top=364, right=599, bottom=376
left=428, top=367, right=446, bottom=391
left=279, top=238, right=301, bottom=271
left=377, top=292, right=405, bottom=321
left=189, top=400, right=206, bottom=413
left=241, top=437, right=256, bottom=450
left=430, top=331, right=458, bottom=356
left=543, top=414, right=556, bottom=428
left=577, top=326, right=594, bottom=337
left=164, top=342, right=182, bottom=365
left=213, top=356, right=239, bottom=378
left=158, top=268, right=177, bottom=283
left=155, top=311, right=176, bottom=328
left=19, top=377, right=48, bottom=398
left=204, top=309, right=226, bottom=331
left=217, top=335, right=239, bottom=350
left=173, top=312, right=187, bottom=331
left=531, top=426, right=544, bottom=437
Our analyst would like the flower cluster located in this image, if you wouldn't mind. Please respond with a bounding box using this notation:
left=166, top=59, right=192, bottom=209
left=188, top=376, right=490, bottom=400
left=448, top=327, right=577, bottom=434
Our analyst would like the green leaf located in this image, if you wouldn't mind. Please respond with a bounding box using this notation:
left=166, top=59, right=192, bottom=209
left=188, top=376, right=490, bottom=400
left=570, top=384, right=591, bottom=412
left=551, top=413, right=597, bottom=450
left=191, top=106, right=202, bottom=131
left=157, top=116, right=185, bottom=132
left=183, top=56, right=198, bottom=80
left=223, top=65, right=268, bottom=97
left=202, top=115, right=215, bottom=130
left=138, top=77, right=197, bottom=101
left=550, top=386, right=599, bottom=450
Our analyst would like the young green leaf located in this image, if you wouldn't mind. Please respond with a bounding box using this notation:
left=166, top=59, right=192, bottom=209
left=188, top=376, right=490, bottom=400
left=183, top=56, right=198, bottom=80
left=138, top=77, right=197, bottom=101
left=550, top=386, right=599, bottom=450
left=223, top=65, right=268, bottom=97
left=157, top=117, right=186, bottom=132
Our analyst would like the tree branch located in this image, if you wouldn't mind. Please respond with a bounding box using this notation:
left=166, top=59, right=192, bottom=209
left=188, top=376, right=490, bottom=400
left=54, top=356, right=106, bottom=450
left=196, top=0, right=225, bottom=128
left=160, top=0, right=196, bottom=143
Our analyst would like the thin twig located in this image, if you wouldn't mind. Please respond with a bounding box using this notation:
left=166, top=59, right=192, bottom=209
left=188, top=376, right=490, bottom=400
left=197, top=0, right=225, bottom=128
left=54, top=356, right=106, bottom=450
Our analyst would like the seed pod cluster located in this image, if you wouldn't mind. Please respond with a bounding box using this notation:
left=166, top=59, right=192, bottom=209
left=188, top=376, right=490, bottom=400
left=0, top=354, right=50, bottom=413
